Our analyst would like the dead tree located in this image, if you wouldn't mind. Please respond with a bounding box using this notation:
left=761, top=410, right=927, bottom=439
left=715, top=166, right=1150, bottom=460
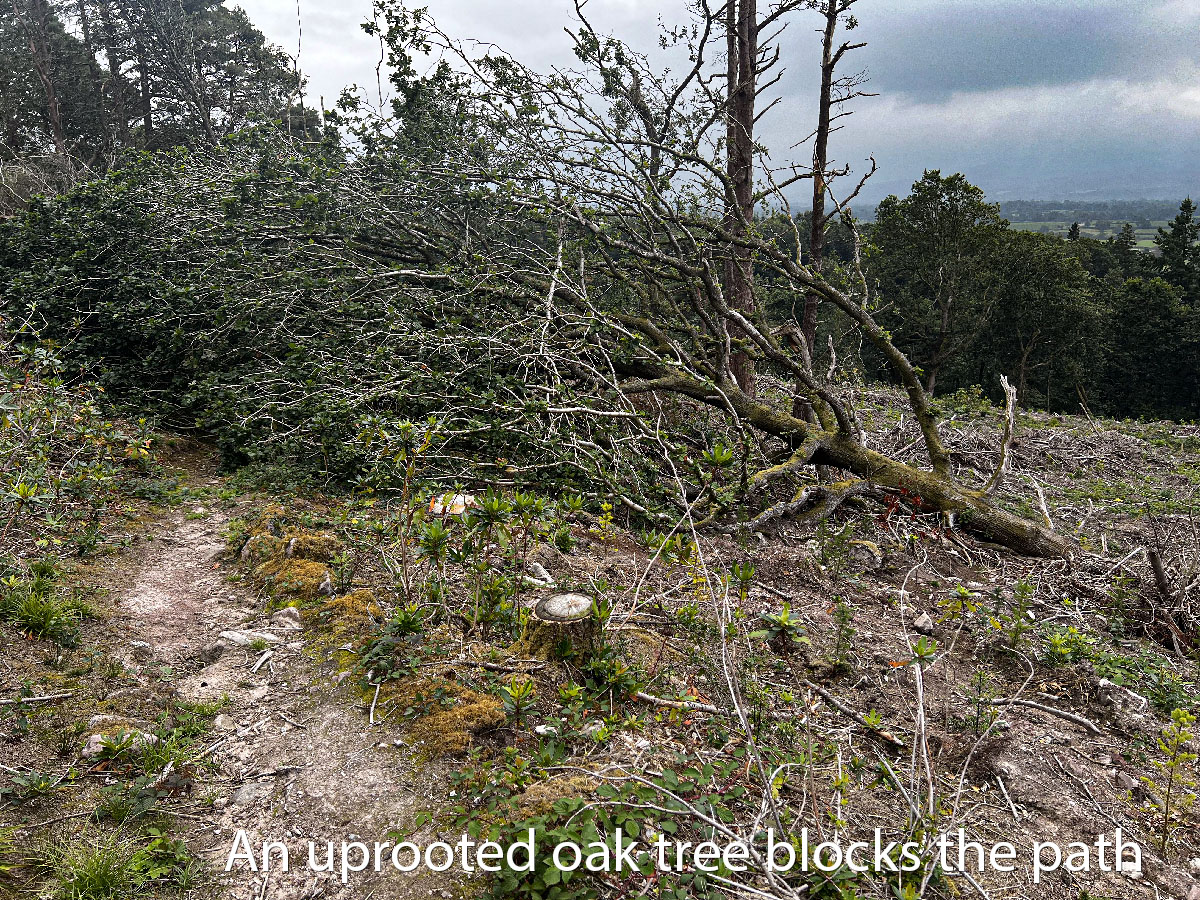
left=800, top=0, right=874, bottom=358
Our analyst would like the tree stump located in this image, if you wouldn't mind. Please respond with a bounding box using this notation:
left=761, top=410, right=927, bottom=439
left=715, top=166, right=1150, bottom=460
left=518, top=593, right=597, bottom=659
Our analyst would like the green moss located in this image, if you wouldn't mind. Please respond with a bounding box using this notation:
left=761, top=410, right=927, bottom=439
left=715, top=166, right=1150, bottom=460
left=379, top=677, right=504, bottom=757
left=308, top=590, right=381, bottom=628
left=284, top=531, right=342, bottom=563
left=240, top=533, right=283, bottom=564
left=252, top=558, right=329, bottom=600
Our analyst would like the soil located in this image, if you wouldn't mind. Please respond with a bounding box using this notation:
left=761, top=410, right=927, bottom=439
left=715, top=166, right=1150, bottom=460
left=115, top=500, right=461, bottom=900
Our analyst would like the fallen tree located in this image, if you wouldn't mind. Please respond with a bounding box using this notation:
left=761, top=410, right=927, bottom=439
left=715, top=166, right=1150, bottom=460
left=0, top=3, right=1075, bottom=559
left=358, top=2, right=1073, bottom=558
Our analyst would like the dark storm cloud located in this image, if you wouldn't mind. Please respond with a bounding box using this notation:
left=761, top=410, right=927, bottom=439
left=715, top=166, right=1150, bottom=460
left=846, top=1, right=1154, bottom=99
left=234, top=0, right=1200, bottom=202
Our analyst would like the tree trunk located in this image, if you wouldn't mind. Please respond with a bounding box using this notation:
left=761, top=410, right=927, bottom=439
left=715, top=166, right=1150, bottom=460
left=13, top=0, right=68, bottom=156
left=134, top=40, right=153, bottom=145
left=724, top=0, right=758, bottom=397
left=800, top=0, right=838, bottom=356
left=627, top=370, right=1071, bottom=558
left=819, top=436, right=1071, bottom=558
left=96, top=0, right=129, bottom=148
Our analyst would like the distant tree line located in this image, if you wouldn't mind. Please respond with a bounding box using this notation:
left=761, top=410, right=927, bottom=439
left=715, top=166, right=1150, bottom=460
left=997, top=199, right=1184, bottom=226
left=787, top=173, right=1198, bottom=420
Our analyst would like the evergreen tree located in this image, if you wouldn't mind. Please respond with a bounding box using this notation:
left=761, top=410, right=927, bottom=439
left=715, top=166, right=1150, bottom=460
left=1111, top=222, right=1143, bottom=279
left=1156, top=198, right=1199, bottom=300
left=869, top=170, right=1006, bottom=394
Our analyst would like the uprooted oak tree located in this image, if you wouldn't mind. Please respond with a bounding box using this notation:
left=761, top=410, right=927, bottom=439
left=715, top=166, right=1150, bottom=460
left=0, top=0, right=1070, bottom=558
left=359, top=1, right=1071, bottom=558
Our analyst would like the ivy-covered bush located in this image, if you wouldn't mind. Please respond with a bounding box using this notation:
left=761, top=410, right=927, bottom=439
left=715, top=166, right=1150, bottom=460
left=0, top=335, right=153, bottom=561
left=0, top=130, right=666, bottom=505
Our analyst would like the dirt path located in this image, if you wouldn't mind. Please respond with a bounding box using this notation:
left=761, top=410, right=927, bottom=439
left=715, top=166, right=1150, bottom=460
left=116, top=501, right=456, bottom=900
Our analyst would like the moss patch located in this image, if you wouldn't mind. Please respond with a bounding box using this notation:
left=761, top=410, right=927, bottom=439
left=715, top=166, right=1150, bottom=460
left=284, top=531, right=342, bottom=563
left=378, top=677, right=504, bottom=757
left=308, top=590, right=381, bottom=629
left=253, top=558, right=330, bottom=600
left=515, top=776, right=598, bottom=819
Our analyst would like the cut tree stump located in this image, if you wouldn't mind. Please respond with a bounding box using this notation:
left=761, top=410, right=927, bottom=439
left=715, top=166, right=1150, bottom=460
left=519, top=593, right=597, bottom=658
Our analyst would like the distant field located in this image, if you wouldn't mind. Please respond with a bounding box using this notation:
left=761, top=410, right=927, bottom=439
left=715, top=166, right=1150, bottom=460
left=1010, top=220, right=1166, bottom=248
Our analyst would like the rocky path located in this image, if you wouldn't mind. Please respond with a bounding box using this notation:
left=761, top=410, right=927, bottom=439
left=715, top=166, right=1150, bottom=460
left=115, top=498, right=455, bottom=900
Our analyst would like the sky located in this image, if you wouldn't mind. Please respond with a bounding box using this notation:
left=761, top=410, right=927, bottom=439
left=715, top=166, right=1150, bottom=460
left=234, top=0, right=1200, bottom=207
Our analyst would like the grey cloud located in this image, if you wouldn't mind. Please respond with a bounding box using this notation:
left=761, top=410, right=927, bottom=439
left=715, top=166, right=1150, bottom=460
left=232, top=0, right=1197, bottom=202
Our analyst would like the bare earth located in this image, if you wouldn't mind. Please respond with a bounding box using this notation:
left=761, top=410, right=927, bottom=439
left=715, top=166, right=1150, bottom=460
left=117, top=503, right=457, bottom=900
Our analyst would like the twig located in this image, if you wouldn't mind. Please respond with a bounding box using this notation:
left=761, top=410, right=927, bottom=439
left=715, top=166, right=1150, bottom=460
left=983, top=375, right=1017, bottom=496
left=988, top=698, right=1101, bottom=735
left=1026, top=475, right=1053, bottom=531
left=635, top=691, right=725, bottom=717
left=16, top=810, right=92, bottom=833
left=277, top=711, right=310, bottom=729
left=250, top=650, right=274, bottom=674
left=803, top=680, right=906, bottom=749
left=369, top=682, right=381, bottom=726
left=1052, top=754, right=1121, bottom=829
left=995, top=774, right=1020, bottom=822
left=0, top=690, right=75, bottom=707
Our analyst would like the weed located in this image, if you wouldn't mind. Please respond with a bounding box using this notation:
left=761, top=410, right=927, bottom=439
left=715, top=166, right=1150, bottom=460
left=1044, top=626, right=1094, bottom=666
left=814, top=520, right=858, bottom=578
left=961, top=668, right=999, bottom=735
left=0, top=769, right=60, bottom=803
left=752, top=603, right=810, bottom=655
left=39, top=832, right=147, bottom=899
left=829, top=599, right=856, bottom=672
left=990, top=579, right=1035, bottom=650
left=500, top=675, right=537, bottom=725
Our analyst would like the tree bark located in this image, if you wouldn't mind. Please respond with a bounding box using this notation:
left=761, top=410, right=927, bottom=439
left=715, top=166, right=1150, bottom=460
left=626, top=369, right=1072, bottom=558
left=12, top=0, right=68, bottom=155
left=724, top=0, right=758, bottom=397
left=801, top=0, right=839, bottom=356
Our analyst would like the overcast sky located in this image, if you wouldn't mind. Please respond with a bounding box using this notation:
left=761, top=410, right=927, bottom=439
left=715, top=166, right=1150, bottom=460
left=235, top=0, right=1199, bottom=206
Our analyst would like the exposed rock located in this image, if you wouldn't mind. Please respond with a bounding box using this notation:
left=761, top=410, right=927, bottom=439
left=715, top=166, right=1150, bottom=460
left=213, top=714, right=236, bottom=732
left=232, top=782, right=274, bottom=807
left=271, top=606, right=303, bottom=630
left=219, top=629, right=282, bottom=647
left=128, top=640, right=154, bottom=661
left=849, top=539, right=884, bottom=570
left=913, top=612, right=935, bottom=635
left=199, top=642, right=225, bottom=664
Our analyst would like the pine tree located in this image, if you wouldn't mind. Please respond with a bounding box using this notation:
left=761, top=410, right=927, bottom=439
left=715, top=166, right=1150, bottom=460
left=1156, top=198, right=1199, bottom=300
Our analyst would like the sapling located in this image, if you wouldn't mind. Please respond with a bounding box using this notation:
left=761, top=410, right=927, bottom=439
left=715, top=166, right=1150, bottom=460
left=1144, top=707, right=1198, bottom=855
left=500, top=675, right=537, bottom=726
left=830, top=599, right=856, bottom=671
